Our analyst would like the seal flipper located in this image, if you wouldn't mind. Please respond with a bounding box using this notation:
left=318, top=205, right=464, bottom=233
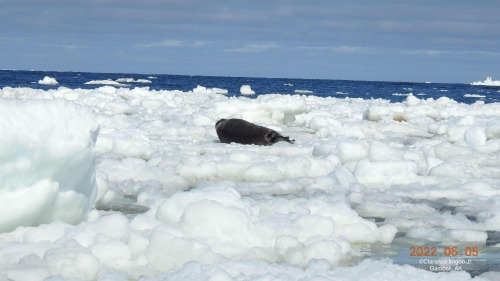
left=275, top=136, right=295, bottom=144
left=266, top=131, right=294, bottom=144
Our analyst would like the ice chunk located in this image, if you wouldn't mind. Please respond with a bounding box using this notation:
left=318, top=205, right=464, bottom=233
left=0, top=99, right=99, bottom=232
left=471, top=77, right=500, bottom=86
left=240, top=85, right=255, bottom=95
left=38, top=76, right=58, bottom=85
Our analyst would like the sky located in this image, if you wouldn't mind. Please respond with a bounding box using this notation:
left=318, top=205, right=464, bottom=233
left=1, top=0, right=499, bottom=83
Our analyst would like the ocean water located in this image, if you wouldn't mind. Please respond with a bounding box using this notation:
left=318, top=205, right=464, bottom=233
left=1, top=69, right=498, bottom=104
left=1, top=69, right=500, bottom=280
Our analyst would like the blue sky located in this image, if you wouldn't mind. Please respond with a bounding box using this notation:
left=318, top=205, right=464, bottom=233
left=1, top=0, right=499, bottom=83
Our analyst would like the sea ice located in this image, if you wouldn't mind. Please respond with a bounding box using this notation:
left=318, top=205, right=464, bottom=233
left=294, top=89, right=313, bottom=94
left=193, top=85, right=228, bottom=95
left=115, top=78, right=152, bottom=83
left=37, top=76, right=58, bottom=85
left=84, top=79, right=129, bottom=87
left=240, top=84, right=255, bottom=95
left=471, top=77, right=500, bottom=86
left=0, top=99, right=99, bottom=233
left=1, top=84, right=499, bottom=280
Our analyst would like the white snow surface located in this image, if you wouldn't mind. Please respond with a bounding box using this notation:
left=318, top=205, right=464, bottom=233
left=37, top=76, right=58, bottom=85
left=0, top=86, right=499, bottom=280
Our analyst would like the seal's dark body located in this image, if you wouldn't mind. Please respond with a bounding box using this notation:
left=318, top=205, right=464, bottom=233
left=215, top=118, right=294, bottom=146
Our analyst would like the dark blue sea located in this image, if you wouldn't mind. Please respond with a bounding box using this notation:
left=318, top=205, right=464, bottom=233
left=1, top=70, right=498, bottom=104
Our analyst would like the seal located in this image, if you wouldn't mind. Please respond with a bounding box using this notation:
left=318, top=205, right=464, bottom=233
left=215, top=118, right=294, bottom=146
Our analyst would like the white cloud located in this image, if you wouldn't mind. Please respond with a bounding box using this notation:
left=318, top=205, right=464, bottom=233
left=135, top=40, right=208, bottom=48
left=298, top=45, right=377, bottom=54
left=403, top=49, right=447, bottom=56
left=36, top=43, right=88, bottom=50
left=298, top=45, right=500, bottom=57
left=331, top=46, right=377, bottom=53
left=225, top=42, right=279, bottom=53
left=404, top=49, right=500, bottom=57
